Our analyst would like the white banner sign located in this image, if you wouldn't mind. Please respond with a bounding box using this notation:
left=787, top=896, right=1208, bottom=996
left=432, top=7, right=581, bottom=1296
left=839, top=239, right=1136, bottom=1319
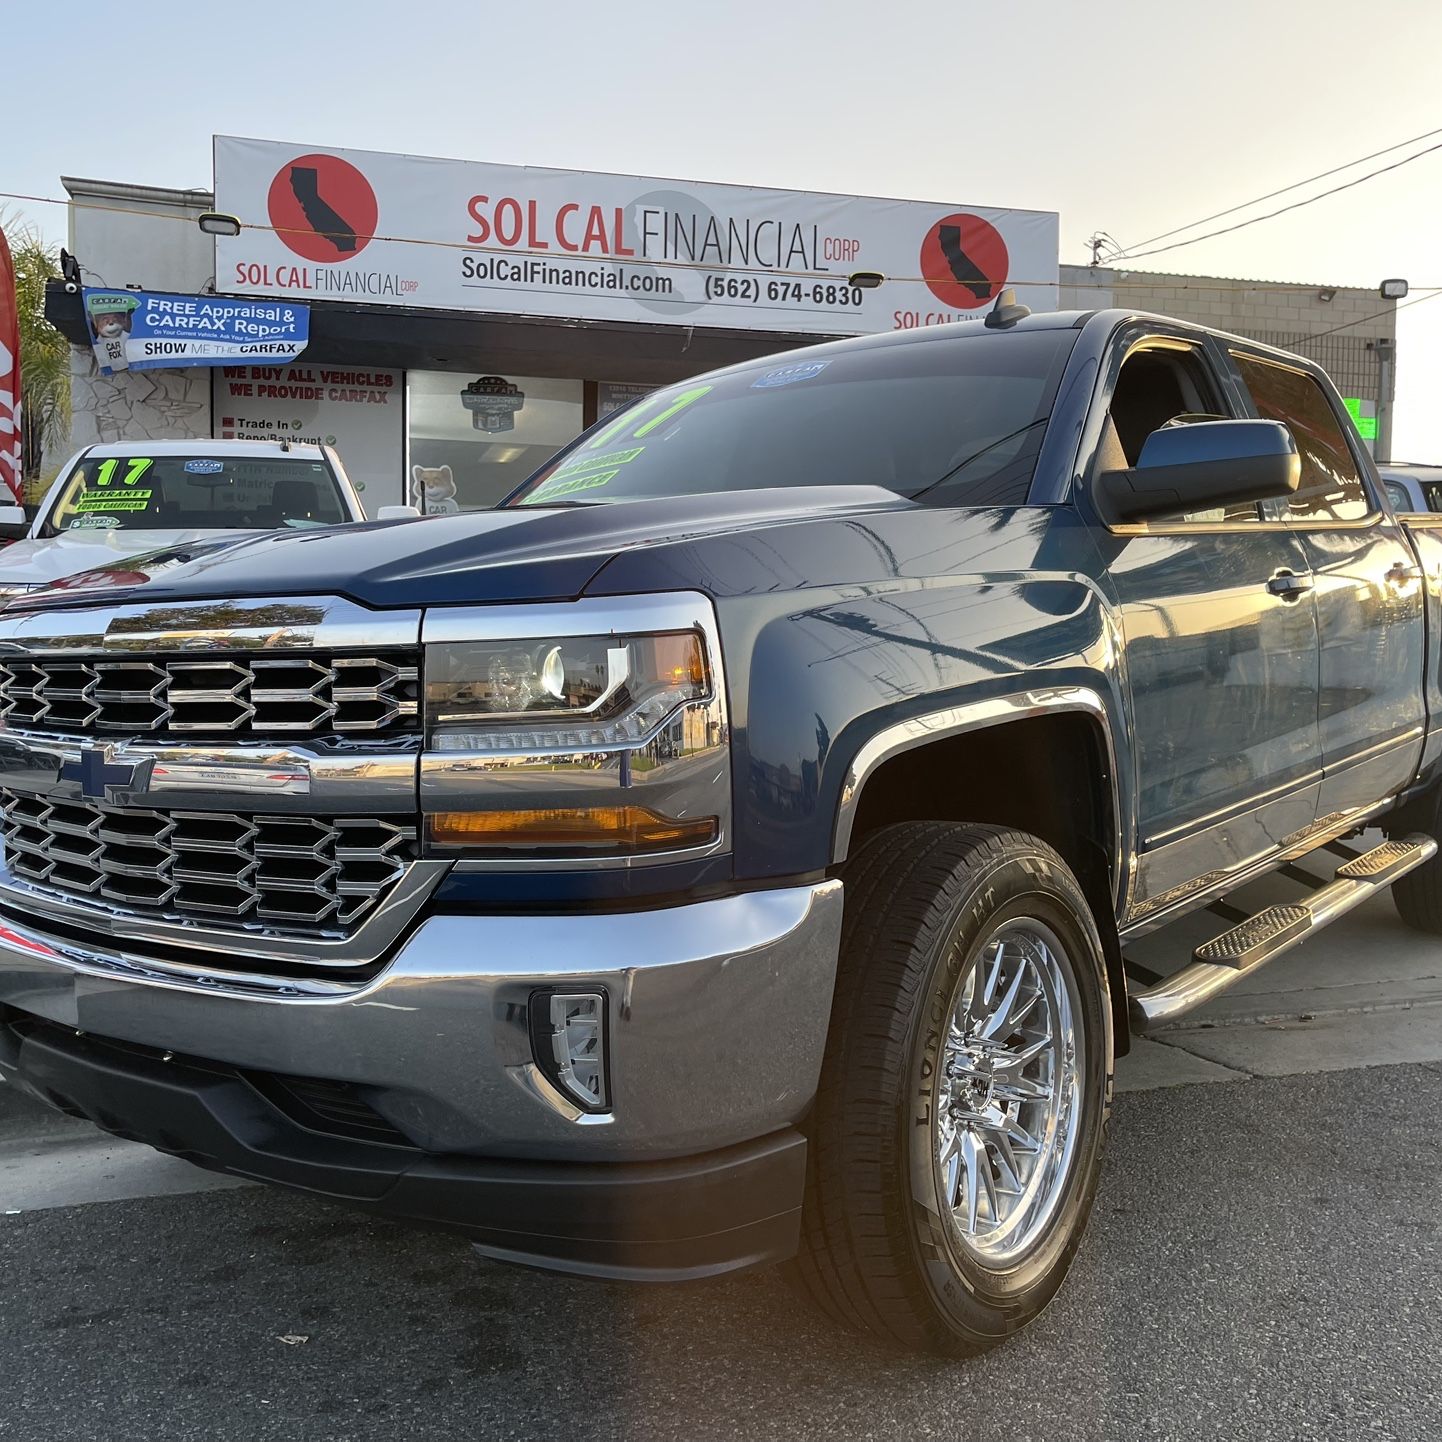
left=212, top=364, right=404, bottom=512
left=214, top=136, right=1059, bottom=336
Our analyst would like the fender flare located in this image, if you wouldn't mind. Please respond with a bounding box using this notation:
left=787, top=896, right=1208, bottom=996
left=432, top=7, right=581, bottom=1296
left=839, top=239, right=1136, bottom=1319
left=830, top=684, right=1126, bottom=913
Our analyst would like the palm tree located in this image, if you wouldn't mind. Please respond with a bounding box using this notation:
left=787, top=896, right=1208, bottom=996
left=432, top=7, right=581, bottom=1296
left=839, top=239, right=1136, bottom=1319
left=2, top=215, right=70, bottom=493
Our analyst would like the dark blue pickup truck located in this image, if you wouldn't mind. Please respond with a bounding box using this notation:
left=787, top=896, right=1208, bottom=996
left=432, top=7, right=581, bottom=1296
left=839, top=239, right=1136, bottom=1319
left=3, top=301, right=1440, bottom=1356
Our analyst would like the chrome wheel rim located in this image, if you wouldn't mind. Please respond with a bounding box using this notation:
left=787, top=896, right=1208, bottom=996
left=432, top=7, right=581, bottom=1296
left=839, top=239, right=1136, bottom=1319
left=931, top=917, right=1084, bottom=1267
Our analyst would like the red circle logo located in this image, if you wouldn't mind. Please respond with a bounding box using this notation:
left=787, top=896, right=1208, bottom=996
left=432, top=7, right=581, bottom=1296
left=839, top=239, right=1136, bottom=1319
left=267, top=153, right=378, bottom=263
left=919, top=213, right=1010, bottom=309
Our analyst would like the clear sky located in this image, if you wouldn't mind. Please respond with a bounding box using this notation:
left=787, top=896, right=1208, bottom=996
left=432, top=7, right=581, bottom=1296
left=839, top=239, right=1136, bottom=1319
left=8, top=0, right=1442, bottom=457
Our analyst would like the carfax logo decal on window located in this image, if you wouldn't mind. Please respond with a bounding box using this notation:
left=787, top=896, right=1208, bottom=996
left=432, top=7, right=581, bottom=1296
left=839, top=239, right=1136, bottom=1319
left=751, top=360, right=830, bottom=389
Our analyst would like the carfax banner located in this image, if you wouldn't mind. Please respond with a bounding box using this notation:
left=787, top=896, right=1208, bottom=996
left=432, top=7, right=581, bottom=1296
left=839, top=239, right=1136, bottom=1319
left=83, top=288, right=309, bottom=375
left=214, top=136, right=1059, bottom=336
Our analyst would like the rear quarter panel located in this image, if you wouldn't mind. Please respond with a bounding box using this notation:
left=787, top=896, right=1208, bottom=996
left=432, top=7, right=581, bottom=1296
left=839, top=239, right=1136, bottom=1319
left=1401, top=518, right=1442, bottom=784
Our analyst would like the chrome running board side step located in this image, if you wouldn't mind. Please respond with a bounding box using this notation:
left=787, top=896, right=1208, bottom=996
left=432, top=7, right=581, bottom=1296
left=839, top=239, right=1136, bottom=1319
left=1128, top=834, right=1436, bottom=1034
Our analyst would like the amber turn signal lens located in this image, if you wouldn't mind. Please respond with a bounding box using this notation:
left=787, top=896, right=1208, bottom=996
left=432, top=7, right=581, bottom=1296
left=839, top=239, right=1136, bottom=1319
left=428, top=806, right=718, bottom=851
left=648, top=632, right=708, bottom=690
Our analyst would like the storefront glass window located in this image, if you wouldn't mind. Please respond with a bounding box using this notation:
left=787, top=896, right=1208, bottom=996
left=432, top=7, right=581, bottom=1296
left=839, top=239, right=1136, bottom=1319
left=406, top=371, right=583, bottom=513
left=597, top=381, right=659, bottom=418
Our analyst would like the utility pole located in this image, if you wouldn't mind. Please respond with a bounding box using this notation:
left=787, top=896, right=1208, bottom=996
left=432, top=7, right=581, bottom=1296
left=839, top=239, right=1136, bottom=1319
left=1374, top=336, right=1396, bottom=463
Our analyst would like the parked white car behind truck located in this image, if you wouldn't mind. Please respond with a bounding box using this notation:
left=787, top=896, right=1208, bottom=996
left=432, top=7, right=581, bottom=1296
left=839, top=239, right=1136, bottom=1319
left=0, top=439, right=407, bottom=604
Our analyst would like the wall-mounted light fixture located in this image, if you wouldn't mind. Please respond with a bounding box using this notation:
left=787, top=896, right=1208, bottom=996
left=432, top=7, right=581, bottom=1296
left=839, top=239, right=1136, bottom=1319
left=197, top=212, right=242, bottom=238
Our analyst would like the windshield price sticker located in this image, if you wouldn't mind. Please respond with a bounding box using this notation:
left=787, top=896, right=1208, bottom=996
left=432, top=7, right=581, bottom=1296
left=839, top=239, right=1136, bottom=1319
left=526, top=470, right=619, bottom=503
left=93, top=457, right=155, bottom=488
left=519, top=384, right=719, bottom=505
left=75, top=491, right=154, bottom=513
left=550, top=447, right=643, bottom=479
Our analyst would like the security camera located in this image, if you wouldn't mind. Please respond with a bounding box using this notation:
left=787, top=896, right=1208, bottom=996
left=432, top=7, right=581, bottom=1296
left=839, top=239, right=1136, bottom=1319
left=63, top=281, right=79, bottom=294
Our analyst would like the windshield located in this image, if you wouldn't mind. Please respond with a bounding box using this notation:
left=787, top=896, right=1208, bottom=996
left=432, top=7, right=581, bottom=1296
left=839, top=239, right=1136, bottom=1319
left=507, top=329, right=1076, bottom=510
left=44, top=454, right=349, bottom=536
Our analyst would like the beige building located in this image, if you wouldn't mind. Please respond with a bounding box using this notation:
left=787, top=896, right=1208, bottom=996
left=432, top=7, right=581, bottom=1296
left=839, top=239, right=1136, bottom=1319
left=1060, top=264, right=1398, bottom=458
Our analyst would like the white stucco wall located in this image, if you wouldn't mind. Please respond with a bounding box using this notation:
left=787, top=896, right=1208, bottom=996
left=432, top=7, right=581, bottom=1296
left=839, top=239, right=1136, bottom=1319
left=61, top=177, right=216, bottom=460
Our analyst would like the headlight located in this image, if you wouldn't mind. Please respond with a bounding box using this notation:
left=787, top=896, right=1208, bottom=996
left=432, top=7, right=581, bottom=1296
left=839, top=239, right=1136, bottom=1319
left=420, top=594, right=730, bottom=864
left=426, top=631, right=708, bottom=749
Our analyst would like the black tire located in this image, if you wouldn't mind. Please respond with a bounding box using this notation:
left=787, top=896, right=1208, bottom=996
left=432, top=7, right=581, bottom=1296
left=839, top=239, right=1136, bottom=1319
left=792, top=821, right=1114, bottom=1355
left=1392, top=851, right=1442, bottom=933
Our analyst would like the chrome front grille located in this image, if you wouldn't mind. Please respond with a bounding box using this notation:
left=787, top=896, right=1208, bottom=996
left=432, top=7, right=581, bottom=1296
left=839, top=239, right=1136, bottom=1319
left=0, top=787, right=418, bottom=935
left=0, top=652, right=420, bottom=737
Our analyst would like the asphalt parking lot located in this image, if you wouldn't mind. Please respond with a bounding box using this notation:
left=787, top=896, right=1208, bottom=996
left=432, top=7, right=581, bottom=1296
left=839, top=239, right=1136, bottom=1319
left=3, top=873, right=1440, bottom=1442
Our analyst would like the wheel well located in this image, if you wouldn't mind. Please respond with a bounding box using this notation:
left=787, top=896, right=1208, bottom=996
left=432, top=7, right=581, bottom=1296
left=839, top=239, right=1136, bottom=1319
left=845, top=713, right=1130, bottom=1051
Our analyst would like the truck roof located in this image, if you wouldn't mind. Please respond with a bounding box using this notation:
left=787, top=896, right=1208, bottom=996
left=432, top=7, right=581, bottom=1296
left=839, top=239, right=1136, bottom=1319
left=700, top=306, right=1331, bottom=386
left=79, top=439, right=329, bottom=459
left=1378, top=462, right=1442, bottom=477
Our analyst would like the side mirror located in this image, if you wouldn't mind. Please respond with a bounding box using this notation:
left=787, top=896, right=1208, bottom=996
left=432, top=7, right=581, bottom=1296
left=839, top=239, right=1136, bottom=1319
left=374, top=504, right=421, bottom=520
left=1097, top=419, right=1300, bottom=524
left=0, top=503, right=30, bottom=541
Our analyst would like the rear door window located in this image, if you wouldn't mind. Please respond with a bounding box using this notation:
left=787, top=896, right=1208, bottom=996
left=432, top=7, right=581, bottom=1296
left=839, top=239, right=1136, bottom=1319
left=1231, top=353, right=1373, bottom=522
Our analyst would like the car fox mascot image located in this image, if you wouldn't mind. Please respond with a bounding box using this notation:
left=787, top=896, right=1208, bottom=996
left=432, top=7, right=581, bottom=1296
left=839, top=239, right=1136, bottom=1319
left=411, top=463, right=459, bottom=515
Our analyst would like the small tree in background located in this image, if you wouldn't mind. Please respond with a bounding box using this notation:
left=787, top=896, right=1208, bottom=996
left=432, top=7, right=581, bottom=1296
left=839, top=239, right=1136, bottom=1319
left=1, top=215, right=70, bottom=492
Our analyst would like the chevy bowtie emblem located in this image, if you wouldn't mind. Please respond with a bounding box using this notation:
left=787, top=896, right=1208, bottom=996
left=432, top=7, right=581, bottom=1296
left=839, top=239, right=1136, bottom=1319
left=58, top=746, right=154, bottom=801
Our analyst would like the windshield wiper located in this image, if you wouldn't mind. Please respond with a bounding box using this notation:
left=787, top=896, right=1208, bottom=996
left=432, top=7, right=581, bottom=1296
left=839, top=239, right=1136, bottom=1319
left=906, top=417, right=1049, bottom=503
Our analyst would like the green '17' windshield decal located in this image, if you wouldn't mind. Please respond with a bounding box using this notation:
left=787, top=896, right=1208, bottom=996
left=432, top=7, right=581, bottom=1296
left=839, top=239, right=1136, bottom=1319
left=522, top=386, right=715, bottom=504
left=94, top=457, right=155, bottom=488
left=630, top=386, right=713, bottom=437
left=578, top=385, right=714, bottom=452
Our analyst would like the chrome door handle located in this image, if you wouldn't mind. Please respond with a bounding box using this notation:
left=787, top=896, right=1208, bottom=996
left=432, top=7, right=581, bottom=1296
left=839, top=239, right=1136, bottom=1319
left=1386, top=560, right=1423, bottom=586
left=1266, top=571, right=1314, bottom=600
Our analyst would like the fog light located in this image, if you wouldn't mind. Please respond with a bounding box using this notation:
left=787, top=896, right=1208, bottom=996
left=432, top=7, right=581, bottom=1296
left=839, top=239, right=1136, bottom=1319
left=535, top=992, right=609, bottom=1111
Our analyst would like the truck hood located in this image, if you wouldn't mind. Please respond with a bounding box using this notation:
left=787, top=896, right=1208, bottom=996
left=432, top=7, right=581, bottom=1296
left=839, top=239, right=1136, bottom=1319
left=13, top=488, right=909, bottom=612
left=0, top=527, right=262, bottom=586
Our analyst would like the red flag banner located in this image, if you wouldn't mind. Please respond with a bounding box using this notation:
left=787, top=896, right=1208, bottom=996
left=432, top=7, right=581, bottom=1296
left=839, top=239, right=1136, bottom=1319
left=0, top=227, right=21, bottom=505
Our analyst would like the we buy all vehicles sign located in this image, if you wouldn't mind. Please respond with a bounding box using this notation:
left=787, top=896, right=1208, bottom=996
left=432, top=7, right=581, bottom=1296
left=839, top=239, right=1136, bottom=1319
left=213, top=136, right=1059, bottom=335
left=214, top=364, right=404, bottom=512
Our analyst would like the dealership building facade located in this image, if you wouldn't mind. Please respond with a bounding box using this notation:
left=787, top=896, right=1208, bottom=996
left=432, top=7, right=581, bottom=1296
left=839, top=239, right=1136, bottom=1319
left=42, top=139, right=1400, bottom=513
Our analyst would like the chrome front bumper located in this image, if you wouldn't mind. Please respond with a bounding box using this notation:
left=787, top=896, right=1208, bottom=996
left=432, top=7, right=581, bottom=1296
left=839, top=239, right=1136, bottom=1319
left=0, top=881, right=843, bottom=1161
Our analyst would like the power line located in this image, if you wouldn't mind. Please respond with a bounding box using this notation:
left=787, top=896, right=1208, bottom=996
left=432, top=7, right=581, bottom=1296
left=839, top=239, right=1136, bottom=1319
left=1289, top=285, right=1442, bottom=348
left=1112, top=138, right=1442, bottom=264
left=1, top=188, right=1436, bottom=305
left=1113, top=122, right=1442, bottom=258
